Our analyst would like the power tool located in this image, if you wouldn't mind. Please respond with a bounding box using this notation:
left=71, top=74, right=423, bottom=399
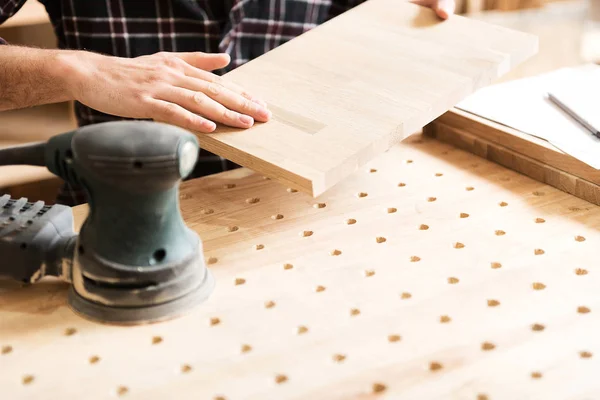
left=0, top=121, right=214, bottom=325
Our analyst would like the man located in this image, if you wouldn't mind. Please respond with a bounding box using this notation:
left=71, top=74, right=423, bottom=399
left=0, top=0, right=454, bottom=205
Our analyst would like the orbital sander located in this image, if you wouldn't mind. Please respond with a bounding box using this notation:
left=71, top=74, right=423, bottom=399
left=0, top=121, right=214, bottom=325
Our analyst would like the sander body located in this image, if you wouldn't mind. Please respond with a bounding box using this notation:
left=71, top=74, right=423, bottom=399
left=0, top=121, right=214, bottom=324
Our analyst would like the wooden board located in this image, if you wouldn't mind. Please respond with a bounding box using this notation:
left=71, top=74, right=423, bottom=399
left=2, top=134, right=599, bottom=400
left=424, top=109, right=600, bottom=205
left=198, top=0, right=538, bottom=197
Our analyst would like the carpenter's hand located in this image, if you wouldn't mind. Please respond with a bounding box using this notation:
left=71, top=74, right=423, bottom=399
left=411, top=0, right=455, bottom=19
left=65, top=51, right=270, bottom=133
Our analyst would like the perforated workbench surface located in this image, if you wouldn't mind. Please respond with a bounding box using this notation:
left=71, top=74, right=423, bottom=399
left=1, top=134, right=599, bottom=400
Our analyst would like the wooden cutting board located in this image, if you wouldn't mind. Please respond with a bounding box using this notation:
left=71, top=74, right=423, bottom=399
left=197, top=0, right=538, bottom=197
left=2, top=134, right=598, bottom=400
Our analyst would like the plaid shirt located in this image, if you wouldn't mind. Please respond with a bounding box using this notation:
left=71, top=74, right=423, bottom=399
left=0, top=0, right=363, bottom=205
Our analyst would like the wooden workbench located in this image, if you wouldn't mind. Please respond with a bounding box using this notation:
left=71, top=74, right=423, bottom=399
left=1, top=133, right=598, bottom=399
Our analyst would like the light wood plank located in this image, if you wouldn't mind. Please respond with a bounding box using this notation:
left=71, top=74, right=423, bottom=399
left=1, top=134, right=599, bottom=399
left=197, top=0, right=538, bottom=197
left=425, top=115, right=600, bottom=205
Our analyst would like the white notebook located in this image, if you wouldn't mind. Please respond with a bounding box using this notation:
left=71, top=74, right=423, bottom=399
left=457, top=64, right=600, bottom=169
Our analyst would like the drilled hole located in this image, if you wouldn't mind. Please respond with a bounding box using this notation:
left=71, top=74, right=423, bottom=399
left=235, top=278, right=246, bottom=286
left=20, top=243, right=27, bottom=250
left=364, top=270, right=375, bottom=278
left=152, top=336, right=163, bottom=345
left=410, top=256, right=421, bottom=262
left=575, top=235, right=586, bottom=242
left=117, top=386, right=129, bottom=396
left=346, top=218, right=357, bottom=225
left=375, top=236, right=386, bottom=243
left=439, top=315, right=451, bottom=323
left=448, top=276, right=459, bottom=284
left=152, top=249, right=166, bottom=263
left=481, top=342, right=496, bottom=351
left=283, top=263, right=293, bottom=270
left=180, top=364, right=192, bottom=373
left=578, top=306, right=591, bottom=314
left=241, top=344, right=252, bottom=353
left=580, top=351, right=593, bottom=359
left=210, top=317, right=221, bottom=326
left=200, top=208, right=214, bottom=215
left=575, top=268, right=588, bottom=276
left=398, top=182, right=407, bottom=187
left=264, top=300, right=276, bottom=309
left=271, top=214, right=284, bottom=220
left=532, top=282, right=546, bottom=290
left=315, top=285, right=326, bottom=293
left=78, top=245, right=85, bottom=255
left=297, top=326, right=309, bottom=335
left=133, top=160, right=143, bottom=169
left=419, top=224, right=429, bottom=230
left=22, top=375, right=34, bottom=385
left=535, top=218, right=546, bottom=223
left=313, top=203, right=326, bottom=209
left=207, top=257, right=218, bottom=265
left=531, top=323, right=545, bottom=332
left=388, top=334, right=401, bottom=343
left=372, top=383, right=387, bottom=393
left=454, top=242, right=465, bottom=249
left=350, top=308, right=361, bottom=316
left=387, top=207, right=397, bottom=213
left=499, top=201, right=508, bottom=207
left=495, top=230, right=506, bottom=236
left=531, top=372, right=542, bottom=379
left=534, top=249, right=545, bottom=255
left=429, top=362, right=443, bottom=371
left=332, top=354, right=346, bottom=363
left=357, top=192, right=368, bottom=198
left=254, top=244, right=264, bottom=250
left=301, top=230, right=313, bottom=237
left=246, top=197, right=260, bottom=204
left=89, top=355, right=100, bottom=364
left=487, top=299, right=500, bottom=307
left=466, top=186, right=475, bottom=191
left=400, top=292, right=412, bottom=299
left=227, top=226, right=239, bottom=232
left=223, top=183, right=236, bottom=189
left=64, top=327, right=77, bottom=336
left=330, top=249, right=342, bottom=256
left=275, top=374, right=288, bottom=384
left=427, top=197, right=437, bottom=202
left=287, top=188, right=298, bottom=193
left=2, top=345, right=13, bottom=354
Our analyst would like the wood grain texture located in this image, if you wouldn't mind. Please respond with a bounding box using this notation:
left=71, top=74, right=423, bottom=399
left=2, top=134, right=599, bottom=400
left=197, top=0, right=538, bottom=197
left=425, top=112, right=600, bottom=205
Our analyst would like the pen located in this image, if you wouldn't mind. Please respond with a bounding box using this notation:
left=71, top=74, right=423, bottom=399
left=547, top=92, right=600, bottom=139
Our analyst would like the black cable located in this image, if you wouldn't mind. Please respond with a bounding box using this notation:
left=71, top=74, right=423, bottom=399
left=0, top=142, right=46, bottom=166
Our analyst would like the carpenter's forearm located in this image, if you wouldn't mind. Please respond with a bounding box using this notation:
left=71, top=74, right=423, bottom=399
left=0, top=46, right=80, bottom=111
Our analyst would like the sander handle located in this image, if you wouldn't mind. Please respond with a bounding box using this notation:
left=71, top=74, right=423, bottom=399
left=0, top=195, right=76, bottom=283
